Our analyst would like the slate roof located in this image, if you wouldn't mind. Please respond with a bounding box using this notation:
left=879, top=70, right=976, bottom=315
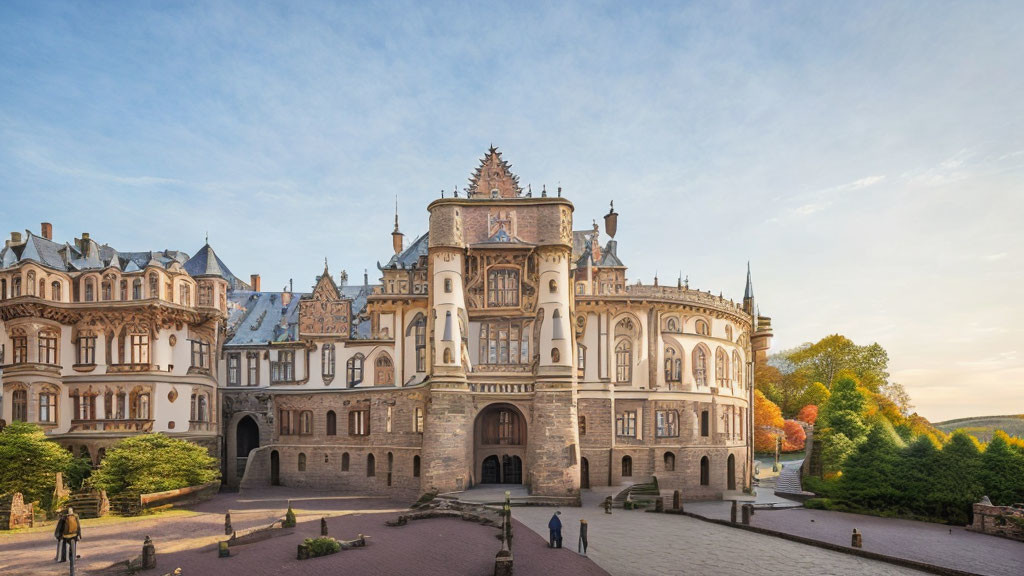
left=381, top=232, right=428, bottom=270
left=0, top=231, right=194, bottom=273
left=598, top=240, right=625, bottom=267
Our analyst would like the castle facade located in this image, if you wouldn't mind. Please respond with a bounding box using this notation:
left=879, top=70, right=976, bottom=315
left=0, top=148, right=771, bottom=501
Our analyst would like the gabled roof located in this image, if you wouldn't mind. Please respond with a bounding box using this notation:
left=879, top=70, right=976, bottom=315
left=467, top=146, right=522, bottom=199
left=597, top=241, right=625, bottom=267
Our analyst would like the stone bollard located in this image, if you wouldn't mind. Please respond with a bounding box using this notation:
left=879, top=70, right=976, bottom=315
left=730, top=500, right=738, bottom=524
left=672, top=490, right=681, bottom=511
left=321, top=517, right=328, bottom=537
left=741, top=504, right=753, bottom=525
left=142, top=535, right=156, bottom=569
left=851, top=529, right=862, bottom=548
left=494, top=549, right=513, bottom=576
left=225, top=511, right=233, bottom=536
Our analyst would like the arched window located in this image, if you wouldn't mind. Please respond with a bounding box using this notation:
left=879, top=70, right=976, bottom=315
left=347, top=354, right=364, bottom=386
left=11, top=328, right=28, bottom=364
left=84, top=278, right=95, bottom=302
left=413, top=455, right=421, bottom=477
left=695, top=319, right=709, bottom=336
left=26, top=271, right=35, bottom=296
left=374, top=354, right=394, bottom=386
left=409, top=314, right=426, bottom=372
left=549, top=279, right=557, bottom=293
left=341, top=452, right=350, bottom=471
left=198, top=394, right=208, bottom=422
left=127, top=323, right=150, bottom=364
left=665, top=317, right=678, bottom=332
left=551, top=347, right=560, bottom=363
left=101, top=276, right=113, bottom=301
left=120, top=279, right=128, bottom=300
left=487, top=268, right=520, bottom=307
left=38, top=329, right=58, bottom=364
left=12, top=276, right=22, bottom=297
left=326, top=410, right=337, bottom=436
left=442, top=347, right=452, bottom=364
left=11, top=388, right=27, bottom=422
left=298, top=453, right=306, bottom=472
left=733, top=351, right=743, bottom=387
left=148, top=274, right=159, bottom=299
left=664, top=347, right=682, bottom=383
left=615, top=339, right=632, bottom=383
left=300, top=411, right=313, bottom=435
left=621, top=455, right=633, bottom=477
left=693, top=345, right=709, bottom=386
left=39, top=278, right=45, bottom=298
left=130, top=390, right=151, bottom=420
left=39, top=388, right=57, bottom=423
left=664, top=452, right=675, bottom=472
left=700, top=456, right=710, bottom=486
left=367, top=453, right=376, bottom=477
left=322, top=343, right=335, bottom=380
left=716, top=347, right=729, bottom=387
left=133, top=279, right=143, bottom=300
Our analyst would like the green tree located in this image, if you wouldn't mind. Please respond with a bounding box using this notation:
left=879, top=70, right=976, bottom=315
left=0, top=422, right=73, bottom=510
left=822, top=376, right=867, bottom=416
left=838, top=425, right=902, bottom=509
left=894, top=435, right=940, bottom=517
left=929, top=432, right=984, bottom=525
left=798, top=382, right=830, bottom=412
left=821, top=432, right=857, bottom=475
left=981, top=433, right=1024, bottom=506
left=787, top=335, right=890, bottom=392
left=91, top=434, right=219, bottom=497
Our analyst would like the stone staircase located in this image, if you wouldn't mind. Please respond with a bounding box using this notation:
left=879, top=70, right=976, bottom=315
left=66, top=488, right=109, bottom=518
left=612, top=480, right=661, bottom=508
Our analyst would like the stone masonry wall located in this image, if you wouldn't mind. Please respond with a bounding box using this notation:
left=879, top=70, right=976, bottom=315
left=969, top=503, right=1024, bottom=541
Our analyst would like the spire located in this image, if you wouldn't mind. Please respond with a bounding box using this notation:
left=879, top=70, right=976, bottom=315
left=392, top=197, right=404, bottom=254
left=744, top=261, right=754, bottom=300
left=393, top=196, right=400, bottom=233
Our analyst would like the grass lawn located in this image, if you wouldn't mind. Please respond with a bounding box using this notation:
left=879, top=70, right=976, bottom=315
left=0, top=508, right=200, bottom=538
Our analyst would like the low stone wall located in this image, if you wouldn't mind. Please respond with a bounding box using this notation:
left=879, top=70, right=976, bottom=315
left=140, top=481, right=220, bottom=509
left=968, top=503, right=1024, bottom=542
left=0, top=493, right=34, bottom=530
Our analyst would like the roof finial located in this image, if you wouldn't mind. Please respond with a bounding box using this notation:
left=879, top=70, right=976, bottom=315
left=324, top=257, right=329, bottom=271
left=527, top=184, right=532, bottom=197
left=677, top=271, right=682, bottom=288
left=394, top=196, right=400, bottom=233
left=441, top=189, right=445, bottom=198
left=542, top=184, right=547, bottom=197
left=205, top=231, right=209, bottom=245
left=557, top=182, right=562, bottom=197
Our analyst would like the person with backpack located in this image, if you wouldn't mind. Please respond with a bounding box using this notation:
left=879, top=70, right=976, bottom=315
left=58, top=506, right=82, bottom=570
left=53, top=509, right=67, bottom=562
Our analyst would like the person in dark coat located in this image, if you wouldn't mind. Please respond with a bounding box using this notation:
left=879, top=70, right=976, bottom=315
left=53, top=510, right=67, bottom=562
left=548, top=511, right=563, bottom=548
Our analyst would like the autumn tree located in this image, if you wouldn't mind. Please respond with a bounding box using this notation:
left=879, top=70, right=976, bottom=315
left=795, top=405, right=818, bottom=425
left=754, top=389, right=785, bottom=453
left=782, top=420, right=806, bottom=452
left=787, top=335, right=890, bottom=392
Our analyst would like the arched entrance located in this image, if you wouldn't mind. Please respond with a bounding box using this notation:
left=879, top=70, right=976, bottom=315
left=236, top=416, right=260, bottom=481
left=474, top=403, right=526, bottom=485
left=580, top=457, right=590, bottom=489
left=727, top=454, right=736, bottom=490
left=270, top=450, right=280, bottom=486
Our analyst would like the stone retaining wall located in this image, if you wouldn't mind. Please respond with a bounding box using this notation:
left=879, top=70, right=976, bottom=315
left=968, top=503, right=1024, bottom=542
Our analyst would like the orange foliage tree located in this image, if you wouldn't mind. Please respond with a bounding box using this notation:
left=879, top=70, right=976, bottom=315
left=796, top=405, right=818, bottom=425
left=754, top=389, right=785, bottom=453
left=782, top=420, right=806, bottom=452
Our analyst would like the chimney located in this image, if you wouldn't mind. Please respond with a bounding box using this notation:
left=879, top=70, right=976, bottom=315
left=250, top=274, right=261, bottom=292
left=281, top=291, right=291, bottom=307
left=10, top=232, right=22, bottom=244
left=41, top=223, right=52, bottom=240
left=289, top=278, right=293, bottom=292
left=363, top=269, right=368, bottom=287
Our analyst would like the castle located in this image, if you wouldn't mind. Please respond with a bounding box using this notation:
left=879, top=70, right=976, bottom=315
left=0, top=147, right=772, bottom=501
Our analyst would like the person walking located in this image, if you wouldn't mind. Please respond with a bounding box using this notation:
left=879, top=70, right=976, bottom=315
left=53, top=509, right=67, bottom=562
left=578, top=519, right=588, bottom=555
left=548, top=511, right=563, bottom=548
left=58, top=506, right=82, bottom=574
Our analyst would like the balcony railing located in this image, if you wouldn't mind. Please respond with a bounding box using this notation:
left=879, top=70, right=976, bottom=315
left=468, top=383, right=535, bottom=394
left=107, top=363, right=157, bottom=374
left=69, top=419, right=154, bottom=433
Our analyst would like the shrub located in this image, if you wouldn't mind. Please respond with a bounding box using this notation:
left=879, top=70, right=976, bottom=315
left=91, top=434, right=218, bottom=497
left=0, top=422, right=73, bottom=510
left=303, top=537, right=341, bottom=557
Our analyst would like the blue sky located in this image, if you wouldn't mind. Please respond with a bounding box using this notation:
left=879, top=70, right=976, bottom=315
left=2, top=1, right=1022, bottom=421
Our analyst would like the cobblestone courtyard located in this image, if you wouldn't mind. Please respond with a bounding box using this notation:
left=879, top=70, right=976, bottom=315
left=3, top=487, right=1022, bottom=575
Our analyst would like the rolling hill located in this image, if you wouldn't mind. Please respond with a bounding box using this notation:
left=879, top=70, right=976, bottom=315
left=933, top=414, right=1024, bottom=442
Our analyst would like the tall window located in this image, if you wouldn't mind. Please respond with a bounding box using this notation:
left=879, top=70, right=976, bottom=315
left=12, top=277, right=22, bottom=297
left=279, top=410, right=294, bottom=435
left=413, top=455, right=421, bottom=477
left=349, top=409, right=370, bottom=435
left=725, top=325, right=733, bottom=341
left=298, top=453, right=306, bottom=472
left=11, top=389, right=27, bottom=422
left=129, top=326, right=150, bottom=364
left=716, top=348, right=729, bottom=387
left=12, top=331, right=28, bottom=364
left=413, top=315, right=426, bottom=372
left=272, top=350, right=295, bottom=382
left=75, top=392, right=96, bottom=421
left=498, top=410, right=515, bottom=444
left=479, top=320, right=529, bottom=365
left=39, top=390, right=57, bottom=423
left=322, top=344, right=336, bottom=380
left=133, top=279, right=143, bottom=300
left=191, top=393, right=208, bottom=422
left=700, top=410, right=710, bottom=437
left=615, top=411, right=637, bottom=437
left=577, top=345, right=586, bottom=378
left=615, top=339, right=632, bottom=383
left=84, top=278, right=95, bottom=302
left=227, top=354, right=241, bottom=385
left=486, top=268, right=520, bottom=307
left=622, top=455, right=633, bottom=477
left=733, top=351, right=743, bottom=388
left=347, top=354, right=364, bottom=386
left=695, top=319, right=709, bottom=336
left=300, top=411, right=312, bottom=435
left=131, top=391, right=150, bottom=419
left=366, top=453, right=376, bottom=477
left=414, top=407, right=424, bottom=433
left=101, top=278, right=112, bottom=301
left=664, top=347, right=682, bottom=383
left=191, top=340, right=210, bottom=369
left=341, top=452, right=350, bottom=471
left=374, top=354, right=394, bottom=386
left=38, top=330, right=58, bottom=364
left=327, top=410, right=337, bottom=435
left=664, top=452, right=676, bottom=471
left=386, top=406, right=393, bottom=433
left=26, top=271, right=35, bottom=295
left=148, top=274, right=159, bottom=299
left=179, top=284, right=191, bottom=306
left=656, top=410, right=678, bottom=437
left=693, top=346, right=708, bottom=386
left=247, top=352, right=259, bottom=385
left=51, top=281, right=61, bottom=301
left=700, top=456, right=710, bottom=486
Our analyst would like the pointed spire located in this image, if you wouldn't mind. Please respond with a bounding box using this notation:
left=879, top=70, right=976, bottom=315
left=394, top=196, right=400, bottom=233
left=744, top=261, right=754, bottom=300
